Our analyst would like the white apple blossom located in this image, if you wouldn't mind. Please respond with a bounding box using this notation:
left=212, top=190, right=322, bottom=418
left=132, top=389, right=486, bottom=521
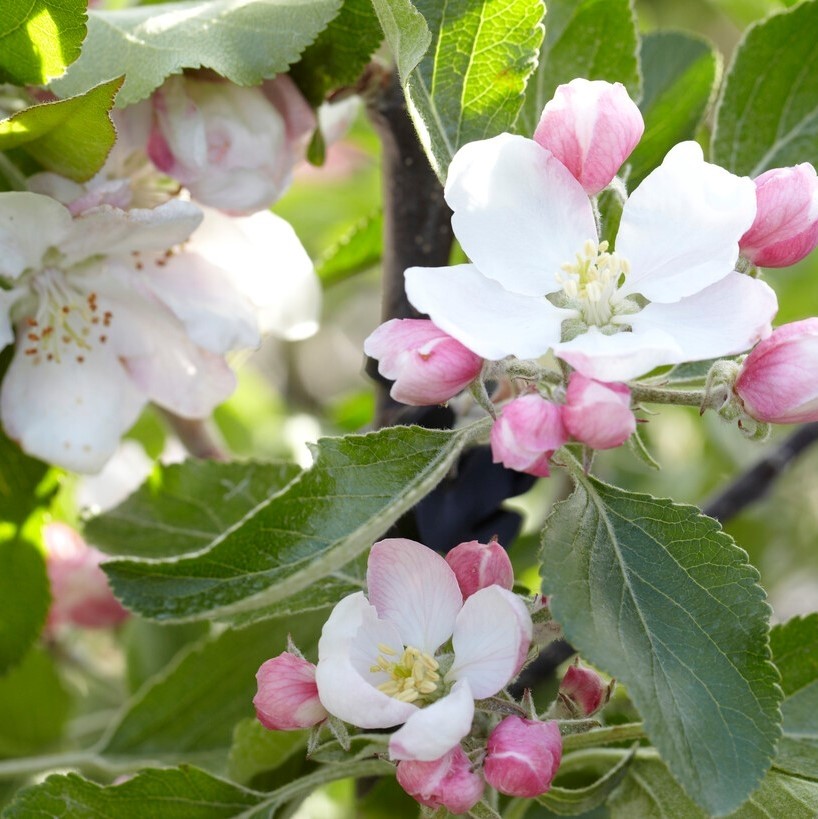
left=405, top=137, right=779, bottom=382
left=315, top=538, right=532, bottom=761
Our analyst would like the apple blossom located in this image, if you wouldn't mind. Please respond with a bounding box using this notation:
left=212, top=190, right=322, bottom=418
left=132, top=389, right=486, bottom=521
left=254, top=652, right=329, bottom=731
left=534, top=78, right=644, bottom=196
left=734, top=318, right=818, bottom=424
left=147, top=74, right=315, bottom=214
left=445, top=539, right=514, bottom=599
left=396, top=746, right=484, bottom=812
left=314, top=538, right=532, bottom=761
left=364, top=318, right=483, bottom=406
left=44, top=523, right=129, bottom=630
left=558, top=663, right=610, bottom=717
left=405, top=91, right=777, bottom=382
left=490, top=394, right=568, bottom=477
left=740, top=164, right=818, bottom=268
left=562, top=373, right=636, bottom=450
left=483, top=716, right=562, bottom=798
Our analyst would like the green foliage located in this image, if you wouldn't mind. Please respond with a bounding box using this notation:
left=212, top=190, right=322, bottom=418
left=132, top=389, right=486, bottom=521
left=712, top=0, right=818, bottom=176
left=86, top=460, right=300, bottom=559
left=0, top=79, right=121, bottom=183
left=402, top=0, right=545, bottom=180
left=628, top=31, right=718, bottom=189
left=290, top=0, right=383, bottom=105
left=227, top=719, right=308, bottom=785
left=51, top=0, right=343, bottom=106
left=102, top=424, right=482, bottom=623
left=517, top=0, right=641, bottom=137
left=0, top=0, right=86, bottom=86
left=0, top=648, right=70, bottom=759
left=316, top=210, right=383, bottom=285
left=540, top=474, right=781, bottom=815
left=0, top=424, right=50, bottom=527
left=369, top=0, right=431, bottom=81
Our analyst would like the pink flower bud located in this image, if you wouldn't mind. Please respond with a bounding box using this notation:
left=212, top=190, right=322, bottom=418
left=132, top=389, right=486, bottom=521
left=396, top=746, right=484, bottom=813
left=559, top=664, right=610, bottom=717
left=254, top=651, right=329, bottom=731
left=533, top=79, right=644, bottom=196
left=734, top=318, right=818, bottom=424
left=490, top=394, right=568, bottom=477
left=363, top=319, right=483, bottom=406
left=483, top=716, right=562, bottom=798
left=445, top=539, right=514, bottom=599
left=147, top=75, right=316, bottom=214
left=44, top=523, right=129, bottom=630
left=740, top=164, right=818, bottom=268
left=562, top=373, right=635, bottom=450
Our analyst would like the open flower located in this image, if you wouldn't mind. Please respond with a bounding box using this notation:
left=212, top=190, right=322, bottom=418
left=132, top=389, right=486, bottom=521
left=405, top=95, right=777, bottom=382
left=314, top=538, right=532, bottom=761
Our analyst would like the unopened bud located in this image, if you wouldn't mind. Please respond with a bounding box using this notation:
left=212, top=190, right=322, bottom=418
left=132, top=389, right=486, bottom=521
left=562, top=373, right=635, bottom=450
left=254, top=651, right=329, bottom=731
left=445, top=539, right=514, bottom=599
left=558, top=664, right=612, bottom=717
left=396, top=746, right=484, bottom=813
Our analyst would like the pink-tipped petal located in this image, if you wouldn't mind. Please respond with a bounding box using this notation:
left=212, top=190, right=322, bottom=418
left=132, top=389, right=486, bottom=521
left=254, top=652, right=329, bottom=730
left=445, top=539, right=514, bottom=599
left=562, top=374, right=635, bottom=450
left=396, top=746, right=484, bottom=813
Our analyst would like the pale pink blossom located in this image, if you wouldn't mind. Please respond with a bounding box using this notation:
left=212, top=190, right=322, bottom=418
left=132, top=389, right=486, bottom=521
left=147, top=75, right=315, bottom=214
left=396, top=746, right=484, bottom=812
left=314, top=539, right=532, bottom=761
left=254, top=652, right=329, bottom=731
left=534, top=79, right=644, bottom=196
left=559, top=664, right=610, bottom=717
left=483, top=716, right=562, bottom=798
left=734, top=318, right=818, bottom=423
left=490, top=394, right=568, bottom=477
left=364, top=319, right=483, bottom=406
left=740, top=164, right=818, bottom=268
left=44, top=523, right=129, bottom=630
left=562, top=373, right=635, bottom=450
left=445, top=539, right=514, bottom=599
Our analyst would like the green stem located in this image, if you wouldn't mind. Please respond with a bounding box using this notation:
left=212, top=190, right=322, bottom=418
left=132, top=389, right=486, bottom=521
left=561, top=722, right=646, bottom=751
left=629, top=384, right=705, bottom=407
left=0, top=152, right=28, bottom=191
left=0, top=749, right=163, bottom=780
left=264, top=758, right=393, bottom=804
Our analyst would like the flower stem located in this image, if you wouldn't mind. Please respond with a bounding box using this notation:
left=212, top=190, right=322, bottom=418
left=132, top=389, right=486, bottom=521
left=561, top=721, right=645, bottom=751
left=629, top=384, right=706, bottom=407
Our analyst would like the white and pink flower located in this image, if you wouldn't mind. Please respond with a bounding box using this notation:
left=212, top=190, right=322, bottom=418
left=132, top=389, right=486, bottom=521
left=314, top=538, right=532, bottom=761
left=562, top=374, right=636, bottom=450
left=396, top=745, right=484, bottom=812
left=254, top=651, right=329, bottom=731
left=445, top=538, right=514, bottom=600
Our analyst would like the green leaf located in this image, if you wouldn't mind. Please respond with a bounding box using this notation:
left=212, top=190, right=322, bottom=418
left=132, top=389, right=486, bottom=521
left=290, top=0, right=383, bottom=106
left=0, top=79, right=121, bottom=183
left=0, top=0, right=86, bottom=85
left=0, top=425, right=50, bottom=527
left=103, top=423, right=484, bottom=623
left=369, top=0, right=431, bottom=81
left=316, top=209, right=383, bottom=286
left=227, top=719, right=308, bottom=785
left=51, top=0, right=343, bottom=106
left=540, top=474, right=781, bottom=815
left=0, top=539, right=49, bottom=677
left=85, top=460, right=300, bottom=559
left=712, top=0, right=818, bottom=176
left=627, top=31, right=718, bottom=189
left=0, top=648, right=70, bottom=758
left=517, top=0, right=640, bottom=138
left=403, top=0, right=545, bottom=180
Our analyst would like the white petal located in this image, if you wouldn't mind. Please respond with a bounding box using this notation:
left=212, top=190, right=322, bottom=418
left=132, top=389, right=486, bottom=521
left=405, top=264, right=572, bottom=361
left=367, top=539, right=462, bottom=655
left=448, top=587, right=532, bottom=699
left=0, top=334, right=145, bottom=473
left=629, top=272, right=778, bottom=362
left=318, top=592, right=371, bottom=659
left=388, top=679, right=475, bottom=761
left=555, top=326, right=684, bottom=382
left=617, top=142, right=757, bottom=303
left=0, top=288, right=22, bottom=348
left=0, top=192, right=72, bottom=279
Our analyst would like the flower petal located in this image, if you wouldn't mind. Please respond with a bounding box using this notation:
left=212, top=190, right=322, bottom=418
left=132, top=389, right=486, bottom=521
left=628, top=271, right=777, bottom=362
left=617, top=141, right=757, bottom=303
left=445, top=134, right=597, bottom=296
left=367, top=539, right=462, bottom=655
left=448, top=586, right=533, bottom=698
left=389, top=679, right=475, bottom=761
left=405, top=264, right=572, bottom=361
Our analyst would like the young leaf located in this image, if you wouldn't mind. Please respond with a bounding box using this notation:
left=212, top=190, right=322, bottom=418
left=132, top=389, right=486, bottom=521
left=227, top=719, right=308, bottom=785
left=516, top=0, right=641, bottom=137
left=369, top=0, right=431, bottom=81
left=102, top=423, right=484, bottom=623
left=541, top=475, right=781, bottom=816
left=402, top=0, right=545, bottom=180
left=316, top=210, right=384, bottom=286
left=712, top=0, right=818, bottom=176
left=51, top=0, right=343, bottom=106
left=85, top=460, right=300, bottom=559
left=628, top=31, right=719, bottom=189
left=0, top=425, right=50, bottom=527
left=0, top=79, right=122, bottom=183
left=0, top=0, right=86, bottom=85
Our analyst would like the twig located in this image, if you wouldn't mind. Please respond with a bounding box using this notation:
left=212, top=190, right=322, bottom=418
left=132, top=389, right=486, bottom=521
left=159, top=411, right=229, bottom=461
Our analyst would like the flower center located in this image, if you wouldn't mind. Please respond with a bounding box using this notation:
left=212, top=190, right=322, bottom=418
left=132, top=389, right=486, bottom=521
left=370, top=643, right=440, bottom=704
